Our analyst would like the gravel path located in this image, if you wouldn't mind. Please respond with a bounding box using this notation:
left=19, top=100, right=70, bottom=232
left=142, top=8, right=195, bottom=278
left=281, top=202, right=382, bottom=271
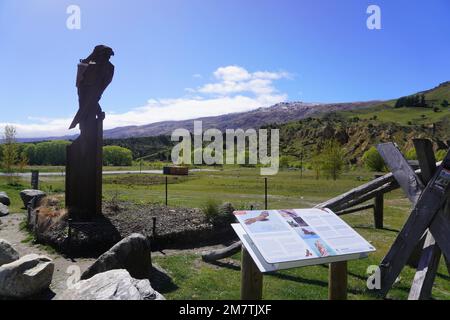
left=0, top=214, right=95, bottom=298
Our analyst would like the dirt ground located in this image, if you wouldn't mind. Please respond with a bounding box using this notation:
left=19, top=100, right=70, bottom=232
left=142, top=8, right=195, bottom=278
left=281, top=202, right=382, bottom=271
left=0, top=214, right=94, bottom=298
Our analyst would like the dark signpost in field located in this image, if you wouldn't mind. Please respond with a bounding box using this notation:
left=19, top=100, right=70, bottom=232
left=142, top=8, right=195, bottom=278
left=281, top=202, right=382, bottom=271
left=66, top=45, right=115, bottom=220
left=31, top=170, right=39, bottom=190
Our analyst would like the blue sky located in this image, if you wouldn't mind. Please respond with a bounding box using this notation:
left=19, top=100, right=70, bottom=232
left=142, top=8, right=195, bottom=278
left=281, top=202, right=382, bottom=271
left=0, top=0, right=449, bottom=137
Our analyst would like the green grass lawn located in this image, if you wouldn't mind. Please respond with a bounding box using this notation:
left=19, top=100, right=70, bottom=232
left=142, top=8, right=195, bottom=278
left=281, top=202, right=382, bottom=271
left=1, top=166, right=449, bottom=300
left=102, top=167, right=385, bottom=210
left=342, top=105, right=450, bottom=126
left=153, top=195, right=450, bottom=300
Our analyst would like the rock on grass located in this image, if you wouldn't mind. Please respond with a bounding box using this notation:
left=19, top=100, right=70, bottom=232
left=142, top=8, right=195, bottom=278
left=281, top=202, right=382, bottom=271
left=57, top=269, right=164, bottom=300
left=0, top=192, right=10, bottom=206
left=0, top=239, right=19, bottom=266
left=0, top=254, right=54, bottom=298
left=0, top=204, right=9, bottom=217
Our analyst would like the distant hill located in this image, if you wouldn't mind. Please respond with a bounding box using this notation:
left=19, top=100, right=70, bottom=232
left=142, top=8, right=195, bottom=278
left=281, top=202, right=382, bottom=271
left=18, top=81, right=449, bottom=143
left=103, top=101, right=381, bottom=139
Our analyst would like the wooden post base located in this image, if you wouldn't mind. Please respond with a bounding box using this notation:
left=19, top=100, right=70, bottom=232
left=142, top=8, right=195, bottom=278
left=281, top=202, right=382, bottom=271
left=241, top=246, right=263, bottom=300
left=329, top=261, right=348, bottom=300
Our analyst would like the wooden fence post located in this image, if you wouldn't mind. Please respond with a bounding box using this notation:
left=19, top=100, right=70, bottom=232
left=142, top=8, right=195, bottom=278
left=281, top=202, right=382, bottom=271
left=328, top=261, right=348, bottom=300
left=241, top=246, right=263, bottom=300
left=31, top=170, right=39, bottom=190
left=373, top=174, right=384, bottom=229
left=374, top=193, right=384, bottom=229
left=165, top=176, right=168, bottom=206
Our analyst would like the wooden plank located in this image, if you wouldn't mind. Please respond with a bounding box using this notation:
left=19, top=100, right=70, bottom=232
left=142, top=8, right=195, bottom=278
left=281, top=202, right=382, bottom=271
left=316, top=161, right=442, bottom=212
left=377, top=151, right=450, bottom=297
left=413, top=139, right=437, bottom=183
left=377, top=142, right=424, bottom=204
left=378, top=142, right=426, bottom=268
left=241, top=246, right=263, bottom=300
left=333, top=182, right=399, bottom=212
left=408, top=139, right=441, bottom=300
left=408, top=232, right=441, bottom=300
left=429, top=203, right=450, bottom=261
left=336, top=204, right=374, bottom=216
left=316, top=173, right=398, bottom=210
left=329, top=261, right=348, bottom=300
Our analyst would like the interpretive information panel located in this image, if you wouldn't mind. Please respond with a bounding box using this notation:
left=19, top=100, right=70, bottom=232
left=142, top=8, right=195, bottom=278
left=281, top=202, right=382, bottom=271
left=233, top=208, right=375, bottom=271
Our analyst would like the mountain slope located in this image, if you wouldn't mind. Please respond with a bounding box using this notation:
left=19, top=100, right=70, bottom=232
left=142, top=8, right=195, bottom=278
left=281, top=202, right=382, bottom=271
left=103, top=101, right=381, bottom=139
left=276, top=114, right=450, bottom=164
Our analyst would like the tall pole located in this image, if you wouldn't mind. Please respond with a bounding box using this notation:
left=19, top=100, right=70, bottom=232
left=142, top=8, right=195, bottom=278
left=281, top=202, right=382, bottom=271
left=165, top=176, right=168, bottom=206
left=264, top=178, right=268, bottom=210
left=300, top=152, right=303, bottom=179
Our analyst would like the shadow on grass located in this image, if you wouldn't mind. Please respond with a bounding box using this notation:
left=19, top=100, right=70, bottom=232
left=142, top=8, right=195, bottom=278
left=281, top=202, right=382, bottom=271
left=206, top=259, right=367, bottom=296
left=150, top=265, right=179, bottom=295
left=353, top=224, right=400, bottom=233
left=436, top=272, right=450, bottom=281
left=207, top=260, right=240, bottom=271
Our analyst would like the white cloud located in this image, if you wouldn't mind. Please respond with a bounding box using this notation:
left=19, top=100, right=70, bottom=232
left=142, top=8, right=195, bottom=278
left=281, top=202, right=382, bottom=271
left=1, top=65, right=290, bottom=138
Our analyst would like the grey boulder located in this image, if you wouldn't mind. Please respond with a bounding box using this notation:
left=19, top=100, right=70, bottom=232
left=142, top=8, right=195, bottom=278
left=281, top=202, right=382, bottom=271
left=0, top=192, right=10, bottom=206
left=0, top=204, right=8, bottom=217
left=19, top=190, right=46, bottom=208
left=0, top=239, right=19, bottom=266
left=81, top=233, right=151, bottom=280
left=57, top=269, right=164, bottom=300
left=0, top=254, right=54, bottom=298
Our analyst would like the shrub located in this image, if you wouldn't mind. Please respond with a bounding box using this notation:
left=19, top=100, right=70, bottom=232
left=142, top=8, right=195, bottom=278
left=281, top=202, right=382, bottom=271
left=362, top=147, right=386, bottom=172
left=405, top=148, right=417, bottom=160
left=279, top=155, right=297, bottom=168
left=435, top=149, right=448, bottom=162
left=201, top=200, right=235, bottom=227
left=201, top=198, right=220, bottom=223
left=103, top=146, right=133, bottom=166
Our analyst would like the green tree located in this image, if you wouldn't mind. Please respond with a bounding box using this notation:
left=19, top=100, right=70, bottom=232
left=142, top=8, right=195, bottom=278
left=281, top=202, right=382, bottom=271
left=310, top=154, right=323, bottom=180
left=362, top=147, right=386, bottom=172
left=321, top=139, right=345, bottom=180
left=1, top=125, right=18, bottom=174
left=103, top=146, right=133, bottom=166
left=22, top=144, right=37, bottom=165
left=420, top=94, right=427, bottom=107
left=441, top=100, right=449, bottom=108
left=34, top=141, right=70, bottom=165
